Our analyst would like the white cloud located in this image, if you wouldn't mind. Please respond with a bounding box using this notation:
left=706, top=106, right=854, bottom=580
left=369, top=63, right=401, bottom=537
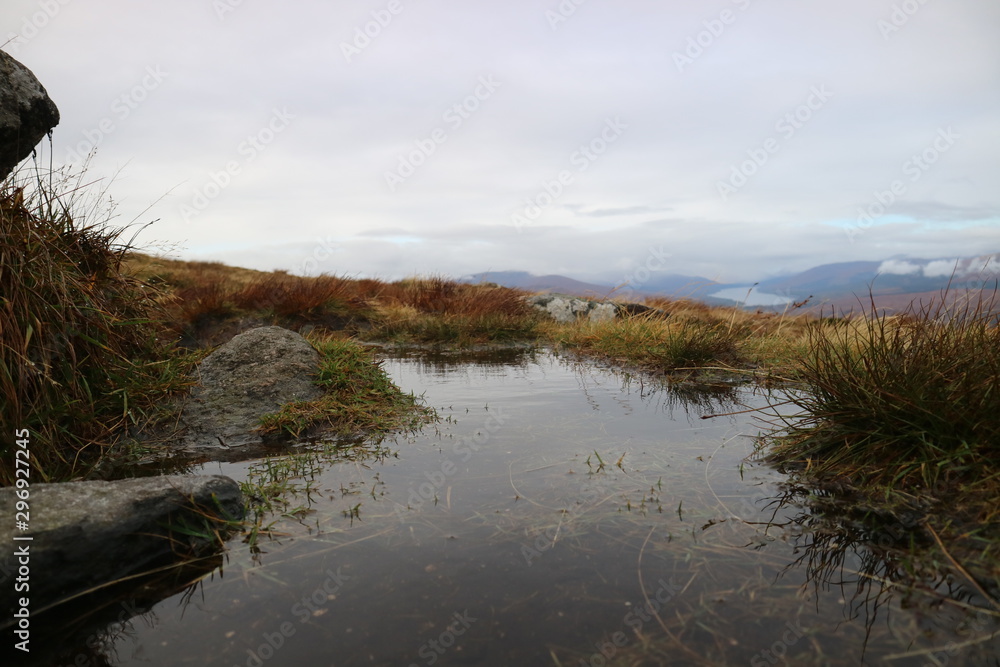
left=5, top=0, right=999, bottom=283
left=878, top=260, right=922, bottom=275
left=923, top=259, right=959, bottom=278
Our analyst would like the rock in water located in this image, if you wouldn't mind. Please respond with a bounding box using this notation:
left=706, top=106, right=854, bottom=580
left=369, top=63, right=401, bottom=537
left=0, top=50, right=60, bottom=180
left=0, top=475, right=242, bottom=619
left=178, top=326, right=324, bottom=451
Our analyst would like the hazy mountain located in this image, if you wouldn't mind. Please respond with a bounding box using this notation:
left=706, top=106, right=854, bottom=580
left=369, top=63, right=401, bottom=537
left=742, top=252, right=1000, bottom=313
left=461, top=271, right=613, bottom=297
left=462, top=252, right=999, bottom=314
left=461, top=270, right=718, bottom=299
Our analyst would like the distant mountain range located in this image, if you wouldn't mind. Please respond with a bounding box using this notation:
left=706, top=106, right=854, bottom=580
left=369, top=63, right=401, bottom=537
left=462, top=252, right=1000, bottom=315
left=461, top=270, right=720, bottom=300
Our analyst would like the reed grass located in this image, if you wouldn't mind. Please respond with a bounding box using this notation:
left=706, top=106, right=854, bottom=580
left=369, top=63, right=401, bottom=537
left=548, top=315, right=743, bottom=371
left=126, top=258, right=540, bottom=347
left=768, top=289, right=1000, bottom=491
left=545, top=298, right=815, bottom=379
left=0, top=169, right=194, bottom=484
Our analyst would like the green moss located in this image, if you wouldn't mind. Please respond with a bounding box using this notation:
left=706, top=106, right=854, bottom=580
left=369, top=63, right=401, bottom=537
left=256, top=336, right=436, bottom=438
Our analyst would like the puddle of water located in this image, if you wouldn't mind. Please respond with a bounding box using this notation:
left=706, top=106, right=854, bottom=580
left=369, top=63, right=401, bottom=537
left=46, top=350, right=1000, bottom=666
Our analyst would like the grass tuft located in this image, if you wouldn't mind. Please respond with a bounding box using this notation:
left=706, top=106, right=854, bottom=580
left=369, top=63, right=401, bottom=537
left=768, top=289, right=1000, bottom=491
left=0, top=169, right=194, bottom=484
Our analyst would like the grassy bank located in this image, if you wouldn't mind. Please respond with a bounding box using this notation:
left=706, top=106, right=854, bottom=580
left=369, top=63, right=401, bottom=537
left=0, top=174, right=194, bottom=484
left=543, top=296, right=815, bottom=380
left=762, top=291, right=1000, bottom=592
left=0, top=175, right=436, bottom=484
left=126, top=254, right=541, bottom=347
left=128, top=253, right=815, bottom=375
left=767, top=291, right=1000, bottom=489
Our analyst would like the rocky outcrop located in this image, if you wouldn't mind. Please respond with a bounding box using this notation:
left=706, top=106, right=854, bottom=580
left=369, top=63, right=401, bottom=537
left=527, top=294, right=670, bottom=323
left=527, top=294, right=617, bottom=323
left=0, top=50, right=60, bottom=181
left=0, top=475, right=241, bottom=620
left=177, top=326, right=323, bottom=451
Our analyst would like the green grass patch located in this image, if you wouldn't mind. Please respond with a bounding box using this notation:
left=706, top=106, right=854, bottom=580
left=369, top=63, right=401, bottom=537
left=547, top=315, right=746, bottom=373
left=256, top=336, right=436, bottom=438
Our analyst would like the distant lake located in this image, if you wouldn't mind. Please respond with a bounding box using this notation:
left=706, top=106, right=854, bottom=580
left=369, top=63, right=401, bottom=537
left=711, top=286, right=792, bottom=307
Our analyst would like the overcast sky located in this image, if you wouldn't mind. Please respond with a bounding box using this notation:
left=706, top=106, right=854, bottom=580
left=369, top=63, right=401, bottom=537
left=5, top=0, right=999, bottom=285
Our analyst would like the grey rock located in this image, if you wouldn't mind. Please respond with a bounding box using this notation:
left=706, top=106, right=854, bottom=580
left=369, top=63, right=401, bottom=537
left=0, top=50, right=60, bottom=181
left=0, top=475, right=242, bottom=618
left=526, top=294, right=618, bottom=323
left=178, top=326, right=323, bottom=450
left=526, top=294, right=670, bottom=323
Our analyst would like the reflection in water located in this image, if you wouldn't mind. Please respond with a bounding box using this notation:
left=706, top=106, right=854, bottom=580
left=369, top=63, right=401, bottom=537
left=761, top=485, right=1000, bottom=666
left=10, top=555, right=224, bottom=667
left=43, top=349, right=1000, bottom=666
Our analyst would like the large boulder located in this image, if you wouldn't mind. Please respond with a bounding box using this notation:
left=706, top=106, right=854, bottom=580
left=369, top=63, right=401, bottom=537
left=0, top=50, right=60, bottom=181
left=0, top=475, right=242, bottom=621
left=177, top=326, right=324, bottom=451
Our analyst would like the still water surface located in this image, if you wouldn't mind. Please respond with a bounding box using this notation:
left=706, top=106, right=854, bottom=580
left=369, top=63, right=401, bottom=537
left=95, top=349, right=997, bottom=666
